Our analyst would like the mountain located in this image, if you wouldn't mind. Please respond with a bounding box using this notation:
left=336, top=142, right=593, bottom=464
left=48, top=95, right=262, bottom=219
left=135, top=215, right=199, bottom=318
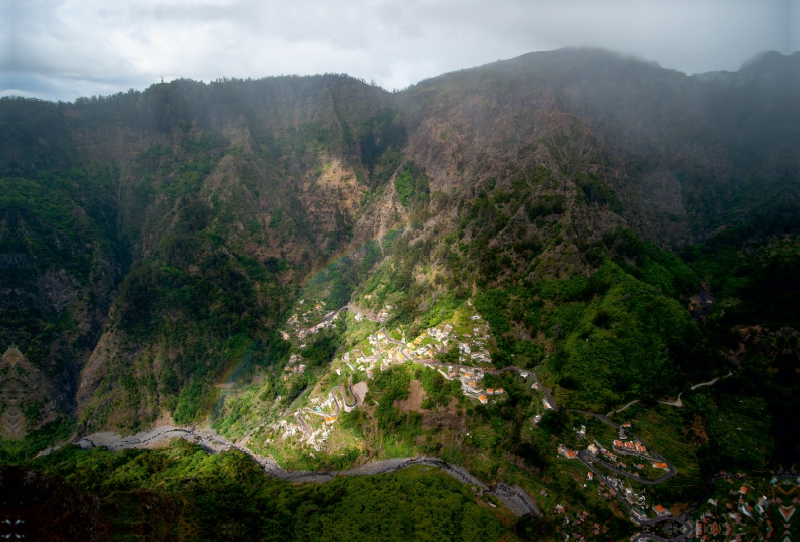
left=1, top=48, right=799, bottom=539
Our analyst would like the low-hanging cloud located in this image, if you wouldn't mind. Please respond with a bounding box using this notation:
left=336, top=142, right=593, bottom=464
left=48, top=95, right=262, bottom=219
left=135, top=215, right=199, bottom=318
left=1, top=0, right=797, bottom=102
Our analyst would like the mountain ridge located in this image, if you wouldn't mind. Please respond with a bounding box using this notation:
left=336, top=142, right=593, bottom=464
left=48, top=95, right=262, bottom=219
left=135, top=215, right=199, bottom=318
left=0, top=47, right=797, bottom=476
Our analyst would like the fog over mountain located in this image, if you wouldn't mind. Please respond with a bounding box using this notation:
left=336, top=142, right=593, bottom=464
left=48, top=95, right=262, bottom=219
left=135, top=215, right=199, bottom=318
left=2, top=0, right=798, bottom=101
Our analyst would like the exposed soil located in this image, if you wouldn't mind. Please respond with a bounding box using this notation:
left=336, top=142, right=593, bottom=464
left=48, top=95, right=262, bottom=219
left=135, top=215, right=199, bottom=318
left=394, top=379, right=426, bottom=412
left=423, top=397, right=466, bottom=430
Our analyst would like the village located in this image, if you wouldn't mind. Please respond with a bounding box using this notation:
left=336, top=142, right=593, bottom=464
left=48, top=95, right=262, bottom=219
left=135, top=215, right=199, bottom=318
left=266, top=297, right=557, bottom=452
left=548, top=414, right=693, bottom=531
left=262, top=297, right=706, bottom=539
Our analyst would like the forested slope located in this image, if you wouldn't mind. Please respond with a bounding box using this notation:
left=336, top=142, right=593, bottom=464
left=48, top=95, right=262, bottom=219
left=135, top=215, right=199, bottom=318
left=1, top=51, right=798, bottom=528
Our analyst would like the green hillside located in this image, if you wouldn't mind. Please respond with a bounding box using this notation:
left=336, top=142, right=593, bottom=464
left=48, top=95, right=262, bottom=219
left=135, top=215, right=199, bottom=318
left=1, top=49, right=799, bottom=540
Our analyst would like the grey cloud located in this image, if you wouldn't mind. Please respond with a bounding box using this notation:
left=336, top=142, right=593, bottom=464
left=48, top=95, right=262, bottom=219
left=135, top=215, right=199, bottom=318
left=1, top=0, right=798, bottom=102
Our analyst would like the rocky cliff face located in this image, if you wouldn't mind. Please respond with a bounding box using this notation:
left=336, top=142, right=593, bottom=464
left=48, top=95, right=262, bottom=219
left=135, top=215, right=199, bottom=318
left=0, top=48, right=797, bottom=442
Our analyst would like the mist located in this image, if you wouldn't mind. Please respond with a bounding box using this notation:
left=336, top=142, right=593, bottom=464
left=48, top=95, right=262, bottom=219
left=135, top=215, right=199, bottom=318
left=2, top=0, right=798, bottom=102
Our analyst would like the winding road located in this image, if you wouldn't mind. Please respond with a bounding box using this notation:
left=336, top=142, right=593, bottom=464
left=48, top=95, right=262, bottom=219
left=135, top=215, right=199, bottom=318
left=690, top=372, right=732, bottom=391
left=124, top=301, right=709, bottom=537
left=418, top=359, right=558, bottom=410
left=69, top=426, right=539, bottom=517
left=295, top=376, right=367, bottom=435
left=309, top=303, right=712, bottom=539
left=564, top=408, right=691, bottom=540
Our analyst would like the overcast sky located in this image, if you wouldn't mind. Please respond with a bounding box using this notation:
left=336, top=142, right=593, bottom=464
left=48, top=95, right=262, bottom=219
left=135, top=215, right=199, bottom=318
left=1, top=0, right=798, bottom=102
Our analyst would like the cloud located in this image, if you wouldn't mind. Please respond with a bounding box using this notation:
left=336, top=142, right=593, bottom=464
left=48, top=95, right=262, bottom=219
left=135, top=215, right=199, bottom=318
left=1, top=0, right=797, bottom=101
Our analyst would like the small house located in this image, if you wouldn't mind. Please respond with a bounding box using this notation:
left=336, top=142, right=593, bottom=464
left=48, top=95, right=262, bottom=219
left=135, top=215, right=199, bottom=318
left=653, top=504, right=670, bottom=517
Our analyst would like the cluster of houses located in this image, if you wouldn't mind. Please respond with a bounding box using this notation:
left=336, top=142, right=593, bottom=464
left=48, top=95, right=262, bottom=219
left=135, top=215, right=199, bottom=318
left=442, top=366, right=505, bottom=404
left=428, top=324, right=453, bottom=341
left=612, top=439, right=648, bottom=455
left=283, top=364, right=306, bottom=380
left=551, top=507, right=594, bottom=540
left=597, top=479, right=618, bottom=500
left=557, top=433, right=675, bottom=522
left=558, top=442, right=655, bottom=514
left=588, top=442, right=641, bottom=463
left=377, top=305, right=392, bottom=322
left=284, top=299, right=339, bottom=341
left=599, top=475, right=649, bottom=510
left=456, top=341, right=494, bottom=363
left=282, top=354, right=307, bottom=380
left=273, top=416, right=334, bottom=451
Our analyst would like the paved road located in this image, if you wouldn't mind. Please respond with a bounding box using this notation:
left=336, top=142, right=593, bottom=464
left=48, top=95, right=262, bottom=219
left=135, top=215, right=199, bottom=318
left=285, top=303, right=697, bottom=534
left=70, top=426, right=540, bottom=517
left=690, top=371, right=732, bottom=390
left=417, top=359, right=558, bottom=409
left=294, top=411, right=312, bottom=434
left=296, top=377, right=363, bottom=434
left=564, top=409, right=691, bottom=540
left=379, top=327, right=413, bottom=360
left=631, top=523, right=695, bottom=542
left=660, top=394, right=683, bottom=408
left=578, top=451, right=692, bottom=539
left=606, top=399, right=640, bottom=417
left=331, top=377, right=359, bottom=413
left=568, top=408, right=676, bottom=479
left=580, top=452, right=676, bottom=485
left=652, top=370, right=734, bottom=409
left=343, top=303, right=382, bottom=323
left=528, top=371, right=557, bottom=410
left=294, top=303, right=382, bottom=337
